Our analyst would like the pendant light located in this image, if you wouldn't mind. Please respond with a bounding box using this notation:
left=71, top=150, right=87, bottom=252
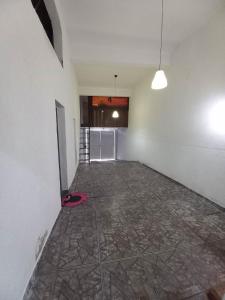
left=112, top=74, right=119, bottom=119
left=151, top=0, right=168, bottom=90
left=112, top=111, right=119, bottom=118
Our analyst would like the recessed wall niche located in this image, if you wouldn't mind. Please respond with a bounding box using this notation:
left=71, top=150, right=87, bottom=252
left=31, top=0, right=63, bottom=66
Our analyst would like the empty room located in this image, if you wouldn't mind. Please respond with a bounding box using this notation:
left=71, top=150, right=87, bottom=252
left=1, top=0, right=225, bottom=299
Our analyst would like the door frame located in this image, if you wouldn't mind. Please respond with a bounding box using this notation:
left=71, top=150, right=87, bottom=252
left=55, top=100, right=68, bottom=196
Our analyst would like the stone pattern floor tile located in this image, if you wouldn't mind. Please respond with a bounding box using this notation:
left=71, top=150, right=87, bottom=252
left=52, top=265, right=102, bottom=300
left=24, top=161, right=225, bottom=300
left=57, top=230, right=99, bottom=269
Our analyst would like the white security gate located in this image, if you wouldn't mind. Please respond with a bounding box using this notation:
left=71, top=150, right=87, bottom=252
left=90, top=128, right=116, bottom=161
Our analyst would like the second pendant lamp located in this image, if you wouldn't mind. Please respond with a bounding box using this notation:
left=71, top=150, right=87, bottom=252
left=112, top=74, right=119, bottom=119
left=151, top=0, right=168, bottom=90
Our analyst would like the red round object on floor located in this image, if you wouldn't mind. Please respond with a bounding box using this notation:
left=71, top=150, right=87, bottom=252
left=62, top=192, right=88, bottom=207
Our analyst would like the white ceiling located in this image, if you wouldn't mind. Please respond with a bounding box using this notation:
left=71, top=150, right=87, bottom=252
left=60, top=0, right=224, bottom=66
left=74, top=63, right=154, bottom=89
left=60, top=0, right=224, bottom=88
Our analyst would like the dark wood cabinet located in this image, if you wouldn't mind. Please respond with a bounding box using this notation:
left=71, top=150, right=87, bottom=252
left=80, top=96, right=129, bottom=128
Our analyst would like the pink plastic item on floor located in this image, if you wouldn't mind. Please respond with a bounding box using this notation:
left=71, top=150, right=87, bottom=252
left=61, top=192, right=88, bottom=207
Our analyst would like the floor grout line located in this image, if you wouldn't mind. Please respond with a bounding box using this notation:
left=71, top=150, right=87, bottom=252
left=95, top=205, right=105, bottom=300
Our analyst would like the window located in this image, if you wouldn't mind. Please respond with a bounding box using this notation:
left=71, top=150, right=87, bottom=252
left=31, top=0, right=63, bottom=66
left=31, top=0, right=54, bottom=46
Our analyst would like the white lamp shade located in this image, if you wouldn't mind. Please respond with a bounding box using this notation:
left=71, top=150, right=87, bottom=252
left=151, top=70, right=168, bottom=90
left=112, top=110, right=119, bottom=118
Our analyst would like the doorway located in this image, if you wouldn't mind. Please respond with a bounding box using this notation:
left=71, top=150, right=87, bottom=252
left=90, top=128, right=116, bottom=161
left=55, top=101, right=68, bottom=195
left=73, top=118, right=78, bottom=167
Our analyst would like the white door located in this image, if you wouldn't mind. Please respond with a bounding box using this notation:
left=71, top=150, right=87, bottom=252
left=90, top=128, right=116, bottom=161
left=90, top=130, right=101, bottom=160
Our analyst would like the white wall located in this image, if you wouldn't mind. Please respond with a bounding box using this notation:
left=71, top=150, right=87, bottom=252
left=0, top=1, right=80, bottom=299
left=126, top=9, right=225, bottom=207
left=79, top=86, right=132, bottom=98
left=117, top=128, right=129, bottom=161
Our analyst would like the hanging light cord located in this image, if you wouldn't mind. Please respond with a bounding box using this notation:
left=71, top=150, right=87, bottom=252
left=159, top=0, right=164, bottom=70
left=114, top=74, right=118, bottom=96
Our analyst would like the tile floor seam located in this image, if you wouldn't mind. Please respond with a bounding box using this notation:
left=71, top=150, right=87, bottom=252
left=50, top=232, right=64, bottom=299
left=95, top=205, right=105, bottom=300
left=178, top=216, right=210, bottom=243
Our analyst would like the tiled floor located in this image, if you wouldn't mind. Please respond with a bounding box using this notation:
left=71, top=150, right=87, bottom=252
left=24, top=161, right=225, bottom=300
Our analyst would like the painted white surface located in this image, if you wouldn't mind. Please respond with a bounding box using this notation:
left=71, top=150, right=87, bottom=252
left=126, top=9, right=225, bottom=207
left=0, top=1, right=80, bottom=299
left=60, top=0, right=224, bottom=65
left=117, top=128, right=129, bottom=161
left=79, top=86, right=131, bottom=97
left=75, top=63, right=153, bottom=89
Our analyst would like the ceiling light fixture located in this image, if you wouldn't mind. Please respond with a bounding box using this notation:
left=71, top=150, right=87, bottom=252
left=151, top=0, right=168, bottom=90
left=112, top=111, right=119, bottom=118
left=112, top=74, right=119, bottom=119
